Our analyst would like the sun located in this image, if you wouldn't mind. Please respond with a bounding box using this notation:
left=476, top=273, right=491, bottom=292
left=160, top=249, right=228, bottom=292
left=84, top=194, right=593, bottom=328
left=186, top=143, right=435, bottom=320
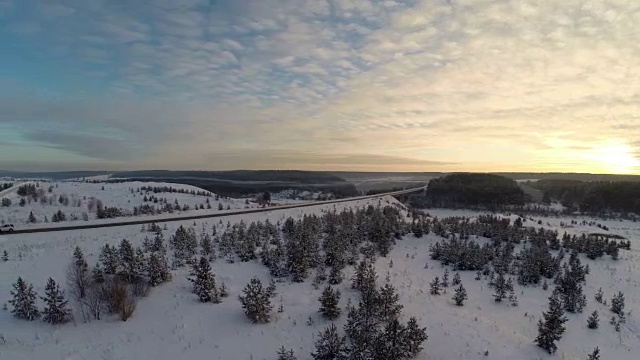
left=585, top=143, right=640, bottom=174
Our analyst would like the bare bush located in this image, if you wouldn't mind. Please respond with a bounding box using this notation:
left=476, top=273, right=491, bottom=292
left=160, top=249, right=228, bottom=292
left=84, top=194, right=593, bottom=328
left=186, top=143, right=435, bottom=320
left=131, top=278, right=150, bottom=298
left=83, top=284, right=105, bottom=321
left=67, top=255, right=90, bottom=302
left=103, top=278, right=137, bottom=321
left=120, top=292, right=137, bottom=321
left=104, top=279, right=128, bottom=315
left=87, top=198, right=96, bottom=212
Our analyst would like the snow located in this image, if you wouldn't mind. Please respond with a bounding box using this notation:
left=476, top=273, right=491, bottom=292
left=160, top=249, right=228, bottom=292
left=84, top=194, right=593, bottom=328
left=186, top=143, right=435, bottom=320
left=0, top=181, right=268, bottom=227
left=1, top=198, right=639, bottom=360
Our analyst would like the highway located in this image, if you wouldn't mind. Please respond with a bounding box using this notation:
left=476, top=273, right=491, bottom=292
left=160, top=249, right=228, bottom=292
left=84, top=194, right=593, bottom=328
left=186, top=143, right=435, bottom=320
left=2, top=186, right=425, bottom=235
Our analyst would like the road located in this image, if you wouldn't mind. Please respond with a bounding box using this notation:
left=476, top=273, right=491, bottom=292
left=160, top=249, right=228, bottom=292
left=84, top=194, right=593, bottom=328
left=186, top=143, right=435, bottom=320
left=2, top=186, right=425, bottom=235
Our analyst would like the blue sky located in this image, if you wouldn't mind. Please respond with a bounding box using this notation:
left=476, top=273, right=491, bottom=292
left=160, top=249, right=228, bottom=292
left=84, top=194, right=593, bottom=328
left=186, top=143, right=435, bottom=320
left=1, top=0, right=640, bottom=173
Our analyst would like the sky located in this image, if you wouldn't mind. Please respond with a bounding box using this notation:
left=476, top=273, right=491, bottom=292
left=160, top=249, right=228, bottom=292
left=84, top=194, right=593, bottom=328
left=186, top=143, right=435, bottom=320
left=1, top=0, right=640, bottom=174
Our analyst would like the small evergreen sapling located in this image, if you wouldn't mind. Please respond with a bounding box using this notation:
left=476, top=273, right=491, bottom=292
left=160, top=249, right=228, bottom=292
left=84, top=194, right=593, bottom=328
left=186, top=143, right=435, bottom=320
left=277, top=346, right=297, bottom=360
left=219, top=282, right=229, bottom=297
left=453, top=284, right=467, bottom=306
left=8, top=277, right=40, bottom=320
left=452, top=272, right=461, bottom=286
left=610, top=291, right=625, bottom=316
left=441, top=269, right=449, bottom=287
left=318, top=286, right=341, bottom=320
left=508, top=288, right=518, bottom=307
left=430, top=276, right=441, bottom=295
left=2, top=250, right=8, bottom=262
left=587, top=347, right=600, bottom=360
left=595, top=288, right=603, bottom=303
left=587, top=310, right=599, bottom=329
left=267, top=278, right=277, bottom=298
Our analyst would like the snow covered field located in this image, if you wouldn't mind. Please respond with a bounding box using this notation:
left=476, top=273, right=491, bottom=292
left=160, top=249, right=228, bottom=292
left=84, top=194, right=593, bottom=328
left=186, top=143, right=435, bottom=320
left=0, top=181, right=262, bottom=226
left=0, top=197, right=638, bottom=360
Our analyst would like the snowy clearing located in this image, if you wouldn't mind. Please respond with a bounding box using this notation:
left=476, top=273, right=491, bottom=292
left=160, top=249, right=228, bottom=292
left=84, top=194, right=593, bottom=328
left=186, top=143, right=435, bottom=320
left=0, top=197, right=638, bottom=360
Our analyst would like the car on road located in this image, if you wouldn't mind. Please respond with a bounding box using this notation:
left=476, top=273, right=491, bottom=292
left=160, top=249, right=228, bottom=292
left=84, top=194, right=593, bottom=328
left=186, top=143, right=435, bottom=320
left=0, top=224, right=15, bottom=233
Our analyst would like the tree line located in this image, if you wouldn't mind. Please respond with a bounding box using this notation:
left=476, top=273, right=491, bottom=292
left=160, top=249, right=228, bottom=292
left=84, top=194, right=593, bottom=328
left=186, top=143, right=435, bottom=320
left=531, top=179, right=640, bottom=215
left=398, top=173, right=529, bottom=210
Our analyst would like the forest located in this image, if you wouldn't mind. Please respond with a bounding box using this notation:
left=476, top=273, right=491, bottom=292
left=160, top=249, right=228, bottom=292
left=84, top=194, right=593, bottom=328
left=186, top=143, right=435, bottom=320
left=531, top=179, right=640, bottom=214
left=399, top=173, right=528, bottom=209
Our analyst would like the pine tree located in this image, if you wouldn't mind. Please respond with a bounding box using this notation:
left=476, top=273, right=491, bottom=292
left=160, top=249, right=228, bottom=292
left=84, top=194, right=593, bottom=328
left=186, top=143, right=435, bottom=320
left=118, top=240, right=144, bottom=283
left=142, top=236, right=152, bottom=252
left=267, top=278, right=277, bottom=298
left=442, top=269, right=449, bottom=287
left=453, top=284, right=467, bottom=306
left=374, top=318, right=406, bottom=360
left=587, top=347, right=600, bottom=360
left=378, top=282, right=402, bottom=321
left=352, top=260, right=372, bottom=291
left=28, top=211, right=37, bottom=223
left=311, top=323, right=349, bottom=360
left=277, top=346, right=297, bottom=360
left=99, top=244, right=120, bottom=275
left=430, top=276, right=441, bottom=295
left=610, top=291, right=625, bottom=316
left=151, top=233, right=166, bottom=254
left=188, top=257, right=219, bottom=303
left=403, top=316, right=428, bottom=357
left=493, top=271, right=509, bottom=302
left=8, top=277, right=40, bottom=320
left=595, top=288, right=603, bottom=303
left=148, top=252, right=172, bottom=286
left=200, top=233, right=215, bottom=260
left=91, top=263, right=105, bottom=284
left=41, top=278, right=72, bottom=324
left=587, top=310, right=599, bottom=329
left=2, top=250, right=8, bottom=261
left=319, top=286, right=341, bottom=320
left=344, top=302, right=379, bottom=359
left=238, top=277, right=272, bottom=323
left=452, top=272, right=461, bottom=285
left=535, top=293, right=567, bottom=354
left=328, top=265, right=343, bottom=285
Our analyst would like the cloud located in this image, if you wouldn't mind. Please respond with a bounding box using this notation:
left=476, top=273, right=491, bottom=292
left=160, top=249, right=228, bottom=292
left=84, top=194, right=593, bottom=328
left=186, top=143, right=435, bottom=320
left=2, top=0, right=640, bottom=173
left=27, top=130, right=135, bottom=160
left=39, top=3, right=75, bottom=17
